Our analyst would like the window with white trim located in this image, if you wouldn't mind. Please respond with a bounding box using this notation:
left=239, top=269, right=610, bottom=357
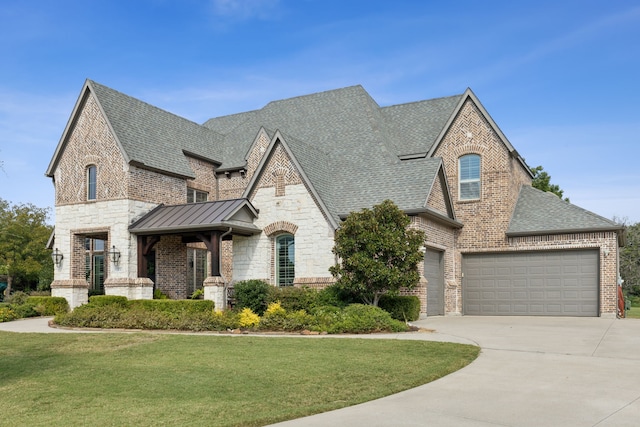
left=458, top=154, right=481, bottom=200
left=276, top=234, right=295, bottom=286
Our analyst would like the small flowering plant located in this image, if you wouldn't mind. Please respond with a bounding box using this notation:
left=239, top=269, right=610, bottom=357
left=238, top=307, right=260, bottom=328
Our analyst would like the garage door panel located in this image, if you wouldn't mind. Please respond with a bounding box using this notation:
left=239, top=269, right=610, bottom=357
left=463, top=250, right=599, bottom=317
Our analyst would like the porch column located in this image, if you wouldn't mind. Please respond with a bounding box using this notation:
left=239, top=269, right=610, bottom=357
left=196, top=231, right=221, bottom=277
left=137, top=235, right=160, bottom=278
left=197, top=231, right=225, bottom=311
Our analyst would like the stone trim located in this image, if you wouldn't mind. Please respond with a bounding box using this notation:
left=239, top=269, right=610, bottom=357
left=264, top=221, right=298, bottom=237
left=51, top=279, right=89, bottom=289
left=293, top=277, right=335, bottom=289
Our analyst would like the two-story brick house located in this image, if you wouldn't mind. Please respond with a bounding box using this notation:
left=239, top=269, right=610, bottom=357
left=46, top=79, right=623, bottom=317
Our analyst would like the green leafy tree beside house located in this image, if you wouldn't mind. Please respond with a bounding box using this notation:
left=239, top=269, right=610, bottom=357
left=330, top=200, right=426, bottom=307
left=0, top=198, right=53, bottom=295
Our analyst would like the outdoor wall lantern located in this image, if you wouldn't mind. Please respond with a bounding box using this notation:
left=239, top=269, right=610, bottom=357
left=108, top=246, right=121, bottom=265
left=51, top=248, right=64, bottom=266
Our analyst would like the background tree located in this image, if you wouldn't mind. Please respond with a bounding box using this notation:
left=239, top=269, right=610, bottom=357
left=530, top=165, right=569, bottom=201
left=329, top=200, right=426, bottom=306
left=0, top=198, right=53, bottom=296
left=616, top=218, right=640, bottom=296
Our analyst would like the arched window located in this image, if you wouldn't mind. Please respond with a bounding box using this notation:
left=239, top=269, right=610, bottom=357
left=87, top=165, right=97, bottom=201
left=276, top=234, right=295, bottom=286
left=458, top=154, right=480, bottom=200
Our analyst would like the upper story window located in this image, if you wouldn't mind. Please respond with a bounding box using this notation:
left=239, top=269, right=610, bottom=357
left=459, top=154, right=481, bottom=200
left=276, top=234, right=295, bottom=286
left=86, top=165, right=97, bottom=200
left=187, top=188, right=208, bottom=203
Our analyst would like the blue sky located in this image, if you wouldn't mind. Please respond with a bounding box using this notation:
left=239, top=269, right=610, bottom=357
left=1, top=0, right=639, bottom=224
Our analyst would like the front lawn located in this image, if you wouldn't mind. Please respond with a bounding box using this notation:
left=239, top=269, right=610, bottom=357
left=626, top=306, right=640, bottom=319
left=0, top=331, right=478, bottom=426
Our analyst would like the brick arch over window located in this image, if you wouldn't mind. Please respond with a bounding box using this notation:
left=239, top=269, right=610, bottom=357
left=264, top=221, right=298, bottom=237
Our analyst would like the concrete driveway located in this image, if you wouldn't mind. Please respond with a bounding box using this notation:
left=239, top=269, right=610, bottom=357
left=271, top=316, right=640, bottom=427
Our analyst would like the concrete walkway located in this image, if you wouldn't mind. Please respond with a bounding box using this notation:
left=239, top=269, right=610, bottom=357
left=2, top=316, right=640, bottom=426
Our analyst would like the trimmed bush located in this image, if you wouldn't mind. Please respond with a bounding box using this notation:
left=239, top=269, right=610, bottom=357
left=89, top=295, right=130, bottom=308
left=25, top=296, right=70, bottom=316
left=260, top=302, right=314, bottom=332
left=129, top=299, right=214, bottom=314
left=378, top=295, right=421, bottom=321
left=268, top=286, right=320, bottom=311
left=327, top=304, right=409, bottom=334
left=234, top=280, right=270, bottom=315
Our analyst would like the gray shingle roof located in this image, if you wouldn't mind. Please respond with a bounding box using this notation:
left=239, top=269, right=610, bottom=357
left=507, top=186, right=622, bottom=236
left=380, top=95, right=463, bottom=156
left=89, top=80, right=225, bottom=178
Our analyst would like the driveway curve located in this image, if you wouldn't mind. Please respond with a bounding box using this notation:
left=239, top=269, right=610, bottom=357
left=270, top=316, right=640, bottom=427
left=3, top=316, right=640, bottom=426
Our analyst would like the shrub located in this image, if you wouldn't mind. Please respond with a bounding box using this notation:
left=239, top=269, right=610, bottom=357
left=11, top=303, right=38, bottom=319
left=5, top=291, right=29, bottom=306
left=153, top=289, right=169, bottom=299
left=129, top=299, right=214, bottom=314
left=238, top=307, right=260, bottom=329
left=317, top=284, right=353, bottom=307
left=89, top=295, right=130, bottom=308
left=260, top=302, right=313, bottom=332
left=234, top=280, right=270, bottom=315
left=26, top=296, right=70, bottom=316
left=327, top=304, right=409, bottom=334
left=190, top=288, right=204, bottom=299
left=211, top=310, right=240, bottom=330
left=378, top=295, right=421, bottom=321
left=0, top=307, right=17, bottom=322
left=55, top=304, right=127, bottom=328
left=268, top=286, right=320, bottom=311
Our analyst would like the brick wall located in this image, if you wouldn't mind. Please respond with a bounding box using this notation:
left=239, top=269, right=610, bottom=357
left=409, top=215, right=458, bottom=315
left=186, top=156, right=218, bottom=198
left=155, top=235, right=187, bottom=299
left=54, top=92, right=128, bottom=206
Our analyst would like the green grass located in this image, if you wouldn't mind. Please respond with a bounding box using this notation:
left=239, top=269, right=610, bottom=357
left=626, top=306, right=640, bottom=319
left=0, top=331, right=478, bottom=427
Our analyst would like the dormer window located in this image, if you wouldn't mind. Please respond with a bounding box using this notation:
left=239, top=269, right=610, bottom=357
left=87, top=165, right=97, bottom=200
left=459, top=154, right=480, bottom=200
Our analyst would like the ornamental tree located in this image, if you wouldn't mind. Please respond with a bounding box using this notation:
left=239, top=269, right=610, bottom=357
left=329, top=200, right=426, bottom=307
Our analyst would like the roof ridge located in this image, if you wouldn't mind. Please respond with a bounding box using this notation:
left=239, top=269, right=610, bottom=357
left=380, top=93, right=464, bottom=110
left=88, top=80, right=222, bottom=136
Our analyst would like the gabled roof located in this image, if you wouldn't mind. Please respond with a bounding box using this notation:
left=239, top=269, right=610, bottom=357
left=47, top=80, right=225, bottom=178
left=507, top=185, right=623, bottom=236
left=129, top=198, right=260, bottom=236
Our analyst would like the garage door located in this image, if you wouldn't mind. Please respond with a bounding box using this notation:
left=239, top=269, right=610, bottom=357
left=462, top=250, right=599, bottom=316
